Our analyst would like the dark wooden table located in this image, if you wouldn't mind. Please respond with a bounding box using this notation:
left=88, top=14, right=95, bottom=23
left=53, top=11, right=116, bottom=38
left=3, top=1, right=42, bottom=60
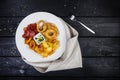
left=0, top=0, right=120, bottom=80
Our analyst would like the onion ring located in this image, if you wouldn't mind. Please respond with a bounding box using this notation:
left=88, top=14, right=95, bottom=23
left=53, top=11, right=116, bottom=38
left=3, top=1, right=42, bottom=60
left=44, top=29, right=57, bottom=40
left=47, top=23, right=59, bottom=36
left=25, top=37, right=32, bottom=44
left=29, top=40, right=36, bottom=49
left=37, top=20, right=47, bottom=33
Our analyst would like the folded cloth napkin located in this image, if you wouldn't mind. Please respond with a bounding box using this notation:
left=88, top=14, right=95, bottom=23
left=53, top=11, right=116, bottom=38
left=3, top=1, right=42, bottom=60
left=22, top=18, right=82, bottom=73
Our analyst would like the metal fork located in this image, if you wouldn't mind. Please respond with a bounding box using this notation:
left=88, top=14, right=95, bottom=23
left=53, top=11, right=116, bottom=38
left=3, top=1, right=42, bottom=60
left=70, top=15, right=95, bottom=34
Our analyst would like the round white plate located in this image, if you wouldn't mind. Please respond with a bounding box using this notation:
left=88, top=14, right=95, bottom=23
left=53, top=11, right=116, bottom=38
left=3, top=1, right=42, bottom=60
left=15, top=12, right=66, bottom=62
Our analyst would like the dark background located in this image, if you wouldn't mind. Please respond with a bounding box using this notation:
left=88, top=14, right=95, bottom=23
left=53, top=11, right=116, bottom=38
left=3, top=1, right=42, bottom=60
left=0, top=0, right=120, bottom=80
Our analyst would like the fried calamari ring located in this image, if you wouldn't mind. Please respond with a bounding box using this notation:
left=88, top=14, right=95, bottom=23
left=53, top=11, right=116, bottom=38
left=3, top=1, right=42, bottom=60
left=37, top=20, right=47, bottom=33
left=25, top=37, right=32, bottom=44
left=34, top=45, right=44, bottom=54
left=44, top=29, right=57, bottom=40
left=29, top=40, right=36, bottom=49
left=47, top=23, right=59, bottom=36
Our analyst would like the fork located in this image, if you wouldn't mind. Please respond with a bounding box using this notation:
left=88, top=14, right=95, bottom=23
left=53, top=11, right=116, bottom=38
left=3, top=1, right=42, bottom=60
left=70, top=15, right=95, bottom=34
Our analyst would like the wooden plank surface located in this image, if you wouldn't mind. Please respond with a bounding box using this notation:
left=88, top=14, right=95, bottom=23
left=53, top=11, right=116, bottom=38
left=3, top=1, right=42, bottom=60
left=0, top=37, right=120, bottom=57
left=0, top=0, right=68, bottom=17
left=0, top=57, right=120, bottom=77
left=1, top=77, right=120, bottom=80
left=0, top=17, right=120, bottom=37
left=0, top=0, right=120, bottom=79
left=0, top=0, right=120, bottom=17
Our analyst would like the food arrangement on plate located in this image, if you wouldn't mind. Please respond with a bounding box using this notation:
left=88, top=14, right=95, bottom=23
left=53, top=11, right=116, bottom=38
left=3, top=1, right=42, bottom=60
left=15, top=12, right=66, bottom=62
left=22, top=20, right=59, bottom=57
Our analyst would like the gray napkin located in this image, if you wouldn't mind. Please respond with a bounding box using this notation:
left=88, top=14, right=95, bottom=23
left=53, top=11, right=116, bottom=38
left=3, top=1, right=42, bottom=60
left=22, top=18, right=82, bottom=73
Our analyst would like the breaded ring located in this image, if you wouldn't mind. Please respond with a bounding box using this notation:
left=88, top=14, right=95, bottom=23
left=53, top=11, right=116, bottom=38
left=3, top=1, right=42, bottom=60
left=25, top=37, right=32, bottom=44
left=47, top=23, right=59, bottom=34
left=29, top=40, right=36, bottom=49
left=44, top=29, right=57, bottom=40
left=37, top=20, right=47, bottom=33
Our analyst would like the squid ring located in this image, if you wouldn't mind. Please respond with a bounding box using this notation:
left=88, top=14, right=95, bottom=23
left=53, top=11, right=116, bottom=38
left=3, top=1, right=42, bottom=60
left=25, top=37, right=32, bottom=44
left=45, top=29, right=57, bottom=39
left=47, top=23, right=59, bottom=35
left=29, top=40, right=36, bottom=49
left=37, top=20, right=47, bottom=33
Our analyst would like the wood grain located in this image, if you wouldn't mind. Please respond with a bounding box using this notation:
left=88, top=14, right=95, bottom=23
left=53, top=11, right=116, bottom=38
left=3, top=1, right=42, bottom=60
left=0, top=37, right=120, bottom=57
left=0, top=0, right=120, bottom=79
left=0, top=0, right=120, bottom=17
left=0, top=17, right=120, bottom=37
left=1, top=77, right=120, bottom=80
left=0, top=57, right=120, bottom=77
left=0, top=0, right=68, bottom=17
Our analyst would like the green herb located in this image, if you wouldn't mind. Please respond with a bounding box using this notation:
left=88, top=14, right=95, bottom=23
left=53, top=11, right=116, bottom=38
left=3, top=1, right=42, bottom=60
left=38, top=37, right=44, bottom=42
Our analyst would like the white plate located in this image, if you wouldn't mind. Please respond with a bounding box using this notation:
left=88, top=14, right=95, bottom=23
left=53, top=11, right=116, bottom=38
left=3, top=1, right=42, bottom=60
left=15, top=12, right=66, bottom=62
